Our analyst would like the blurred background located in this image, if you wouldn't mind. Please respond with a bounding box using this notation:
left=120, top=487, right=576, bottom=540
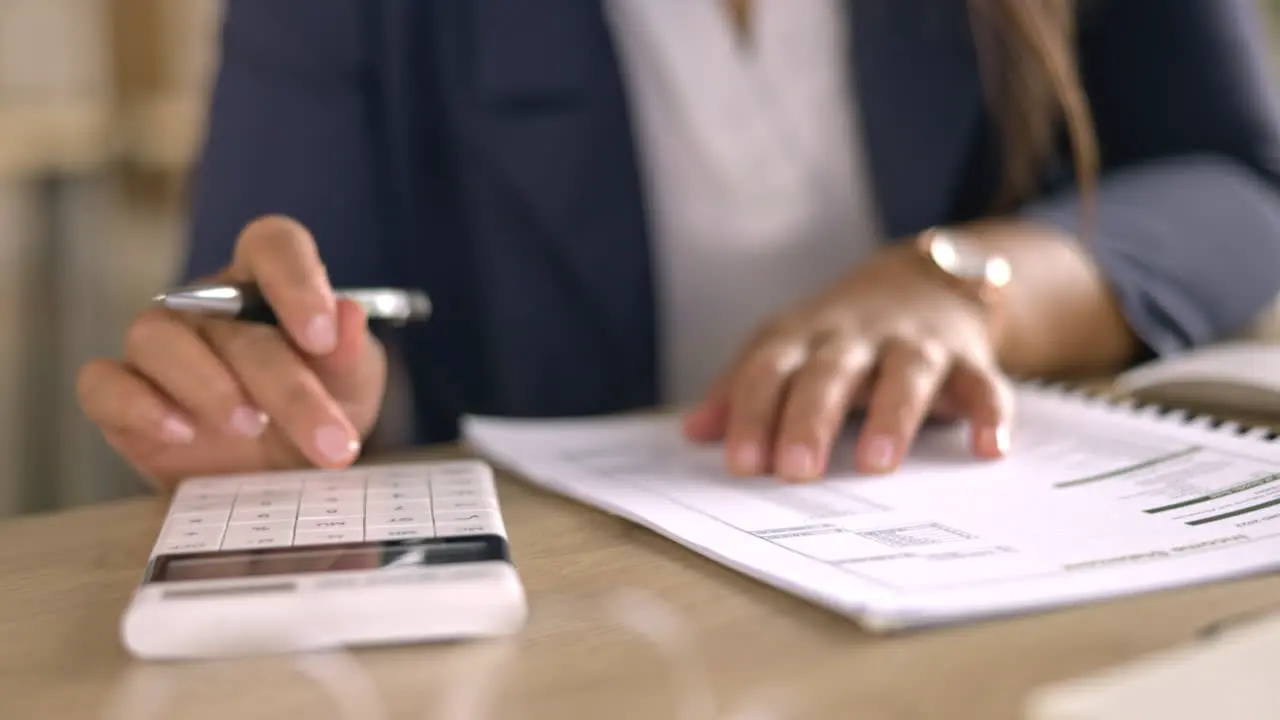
left=0, top=0, right=218, bottom=518
left=1, top=0, right=1280, bottom=520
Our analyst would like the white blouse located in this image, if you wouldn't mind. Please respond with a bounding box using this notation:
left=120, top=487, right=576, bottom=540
left=604, top=0, right=884, bottom=404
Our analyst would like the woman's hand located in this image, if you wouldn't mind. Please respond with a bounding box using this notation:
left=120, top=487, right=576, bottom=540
left=76, top=216, right=388, bottom=492
left=682, top=238, right=1015, bottom=482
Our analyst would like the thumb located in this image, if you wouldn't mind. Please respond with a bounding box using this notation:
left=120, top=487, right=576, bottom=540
left=309, top=299, right=385, bottom=407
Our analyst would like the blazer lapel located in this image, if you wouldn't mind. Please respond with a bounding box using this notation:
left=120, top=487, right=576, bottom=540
left=852, top=0, right=988, bottom=238
left=432, top=0, right=658, bottom=412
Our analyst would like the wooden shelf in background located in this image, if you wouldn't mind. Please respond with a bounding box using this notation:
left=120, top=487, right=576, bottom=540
left=0, top=91, right=206, bottom=181
left=117, top=91, right=205, bottom=171
left=0, top=100, right=117, bottom=177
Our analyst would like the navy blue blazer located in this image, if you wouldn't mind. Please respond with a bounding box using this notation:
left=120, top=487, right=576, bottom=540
left=185, top=0, right=1280, bottom=444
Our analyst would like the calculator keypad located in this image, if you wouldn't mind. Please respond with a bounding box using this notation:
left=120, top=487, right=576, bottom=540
left=155, top=461, right=505, bottom=555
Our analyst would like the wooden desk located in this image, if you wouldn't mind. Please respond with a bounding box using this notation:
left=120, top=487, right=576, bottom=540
left=4, top=447, right=1280, bottom=720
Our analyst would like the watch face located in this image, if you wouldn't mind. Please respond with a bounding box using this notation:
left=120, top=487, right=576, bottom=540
left=927, top=232, right=1011, bottom=287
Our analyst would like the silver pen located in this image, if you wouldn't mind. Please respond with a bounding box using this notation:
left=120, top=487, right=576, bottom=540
left=153, top=283, right=432, bottom=327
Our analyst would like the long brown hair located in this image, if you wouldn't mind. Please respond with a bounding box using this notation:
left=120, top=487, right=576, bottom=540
left=969, top=0, right=1098, bottom=217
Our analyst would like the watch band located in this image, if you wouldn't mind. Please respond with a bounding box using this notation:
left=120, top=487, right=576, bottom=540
left=914, top=227, right=1012, bottom=348
left=915, top=227, right=1012, bottom=309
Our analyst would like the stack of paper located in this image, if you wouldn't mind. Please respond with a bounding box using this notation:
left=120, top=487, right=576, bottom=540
left=463, top=385, right=1280, bottom=630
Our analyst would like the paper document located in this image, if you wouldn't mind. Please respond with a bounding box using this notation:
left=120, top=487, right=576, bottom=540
left=463, top=385, right=1280, bottom=630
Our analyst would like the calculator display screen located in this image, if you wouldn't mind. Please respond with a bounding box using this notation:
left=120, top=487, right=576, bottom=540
left=144, top=536, right=509, bottom=584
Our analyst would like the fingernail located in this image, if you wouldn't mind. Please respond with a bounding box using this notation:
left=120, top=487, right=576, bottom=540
left=159, top=415, right=195, bottom=444
left=779, top=444, right=817, bottom=480
left=863, top=435, right=897, bottom=471
left=315, top=424, right=360, bottom=463
left=229, top=406, right=268, bottom=439
left=994, top=424, right=1011, bottom=454
left=731, top=442, right=762, bottom=475
left=976, top=425, right=1012, bottom=456
left=305, top=314, right=338, bottom=355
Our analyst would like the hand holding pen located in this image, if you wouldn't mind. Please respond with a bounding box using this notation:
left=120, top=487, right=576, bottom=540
left=152, top=283, right=430, bottom=329
left=75, top=216, right=419, bottom=490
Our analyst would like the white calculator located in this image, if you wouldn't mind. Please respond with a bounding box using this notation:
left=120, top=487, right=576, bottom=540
left=121, top=459, right=527, bottom=660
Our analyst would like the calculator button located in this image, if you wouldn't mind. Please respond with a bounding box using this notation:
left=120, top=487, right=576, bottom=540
left=221, top=534, right=292, bottom=551
left=158, top=539, right=221, bottom=554
left=365, top=499, right=431, bottom=516
left=433, top=510, right=501, bottom=536
left=366, top=473, right=430, bottom=491
left=236, top=489, right=302, bottom=504
left=430, top=496, right=493, bottom=513
left=164, top=510, right=231, bottom=530
left=230, top=507, right=297, bottom=524
left=294, top=528, right=365, bottom=546
left=298, top=502, right=364, bottom=519
left=232, top=496, right=299, bottom=511
left=157, top=526, right=224, bottom=554
left=365, top=511, right=430, bottom=528
left=432, top=485, right=490, bottom=501
left=434, top=520, right=500, bottom=537
left=221, top=521, right=295, bottom=550
left=366, top=487, right=430, bottom=502
left=430, top=477, right=487, bottom=492
left=300, top=489, right=365, bottom=505
left=431, top=489, right=490, bottom=509
left=433, top=509, right=495, bottom=521
left=427, top=471, right=481, bottom=486
left=366, top=480, right=430, bottom=493
left=365, top=525, right=434, bottom=542
left=428, top=461, right=487, bottom=479
left=296, top=517, right=362, bottom=533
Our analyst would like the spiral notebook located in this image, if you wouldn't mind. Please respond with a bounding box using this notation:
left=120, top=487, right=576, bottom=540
left=462, top=382, right=1280, bottom=631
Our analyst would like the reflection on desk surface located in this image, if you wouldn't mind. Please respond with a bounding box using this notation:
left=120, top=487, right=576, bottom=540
left=8, top=465, right=1280, bottom=719
left=102, top=589, right=783, bottom=720
left=1028, top=603, right=1280, bottom=720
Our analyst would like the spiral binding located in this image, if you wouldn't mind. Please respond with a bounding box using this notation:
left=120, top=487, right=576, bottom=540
left=1017, top=377, right=1280, bottom=442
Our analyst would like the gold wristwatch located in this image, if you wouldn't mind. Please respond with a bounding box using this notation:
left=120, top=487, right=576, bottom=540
left=914, top=226, right=1012, bottom=328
